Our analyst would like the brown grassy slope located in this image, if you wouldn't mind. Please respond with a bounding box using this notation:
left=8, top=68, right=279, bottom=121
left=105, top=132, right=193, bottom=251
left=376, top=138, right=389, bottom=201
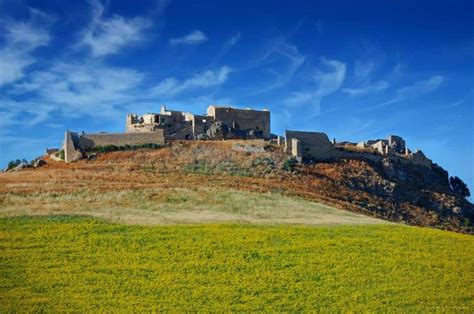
left=0, top=140, right=471, bottom=232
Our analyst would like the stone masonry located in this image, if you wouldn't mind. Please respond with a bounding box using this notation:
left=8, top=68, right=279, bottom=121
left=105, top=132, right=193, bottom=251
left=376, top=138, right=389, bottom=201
left=126, top=105, right=270, bottom=140
left=64, top=130, right=165, bottom=162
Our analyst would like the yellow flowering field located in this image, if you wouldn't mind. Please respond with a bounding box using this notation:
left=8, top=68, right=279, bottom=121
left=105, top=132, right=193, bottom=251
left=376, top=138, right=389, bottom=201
left=1, top=216, right=473, bottom=312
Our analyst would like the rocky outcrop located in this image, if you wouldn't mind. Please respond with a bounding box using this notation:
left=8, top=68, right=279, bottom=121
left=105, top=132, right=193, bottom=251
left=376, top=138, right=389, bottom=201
left=315, top=157, right=473, bottom=232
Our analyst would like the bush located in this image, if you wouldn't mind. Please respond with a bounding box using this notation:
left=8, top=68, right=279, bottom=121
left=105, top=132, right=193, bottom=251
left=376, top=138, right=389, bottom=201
left=86, top=143, right=162, bottom=153
left=7, top=159, right=28, bottom=170
left=449, top=176, right=470, bottom=198
left=282, top=157, right=298, bottom=172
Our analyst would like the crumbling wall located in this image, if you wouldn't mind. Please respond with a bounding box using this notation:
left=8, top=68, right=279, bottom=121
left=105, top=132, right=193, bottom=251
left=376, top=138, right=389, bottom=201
left=63, top=130, right=165, bottom=162
left=285, top=131, right=339, bottom=161
left=191, top=115, right=209, bottom=138
left=208, top=106, right=270, bottom=139
left=77, top=131, right=165, bottom=149
left=388, top=135, right=406, bottom=153
left=64, top=131, right=82, bottom=163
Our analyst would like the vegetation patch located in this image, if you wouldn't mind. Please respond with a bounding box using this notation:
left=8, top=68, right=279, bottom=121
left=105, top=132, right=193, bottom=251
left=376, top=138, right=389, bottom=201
left=183, top=160, right=251, bottom=177
left=85, top=143, right=162, bottom=153
left=0, top=216, right=472, bottom=312
left=0, top=188, right=380, bottom=225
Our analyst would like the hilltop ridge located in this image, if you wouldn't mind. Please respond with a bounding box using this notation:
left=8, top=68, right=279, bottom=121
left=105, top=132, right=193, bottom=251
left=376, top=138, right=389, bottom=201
left=1, top=140, right=472, bottom=233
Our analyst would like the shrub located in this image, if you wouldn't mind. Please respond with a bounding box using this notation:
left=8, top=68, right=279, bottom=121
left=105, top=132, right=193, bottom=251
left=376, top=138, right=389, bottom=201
left=7, top=159, right=28, bottom=170
left=86, top=143, right=162, bottom=153
left=282, top=157, right=298, bottom=172
left=182, top=161, right=213, bottom=175
left=449, top=176, right=470, bottom=198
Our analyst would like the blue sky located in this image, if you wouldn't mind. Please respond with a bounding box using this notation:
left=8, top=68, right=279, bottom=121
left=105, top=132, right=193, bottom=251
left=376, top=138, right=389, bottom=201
left=0, top=0, right=473, bottom=191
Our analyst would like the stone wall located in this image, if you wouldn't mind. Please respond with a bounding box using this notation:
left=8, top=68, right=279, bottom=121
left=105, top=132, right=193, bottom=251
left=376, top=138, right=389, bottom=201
left=208, top=106, right=270, bottom=139
left=285, top=131, right=339, bottom=161
left=64, top=131, right=81, bottom=163
left=63, top=130, right=165, bottom=162
left=77, top=132, right=165, bottom=149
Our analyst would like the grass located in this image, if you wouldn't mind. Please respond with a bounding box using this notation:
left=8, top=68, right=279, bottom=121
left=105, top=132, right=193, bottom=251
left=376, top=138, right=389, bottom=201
left=0, top=216, right=473, bottom=312
left=0, top=188, right=382, bottom=225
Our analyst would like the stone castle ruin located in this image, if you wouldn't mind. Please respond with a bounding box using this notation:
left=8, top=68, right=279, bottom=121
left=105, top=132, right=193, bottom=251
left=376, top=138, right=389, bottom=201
left=126, top=105, right=270, bottom=140
left=61, top=104, right=432, bottom=168
left=284, top=131, right=432, bottom=168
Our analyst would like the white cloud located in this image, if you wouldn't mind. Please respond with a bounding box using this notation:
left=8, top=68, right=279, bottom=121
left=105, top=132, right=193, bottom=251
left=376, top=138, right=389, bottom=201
left=314, top=57, right=346, bottom=95
left=342, top=80, right=390, bottom=96
left=365, top=75, right=444, bottom=110
left=169, top=30, right=207, bottom=46
left=151, top=66, right=231, bottom=97
left=80, top=0, right=152, bottom=57
left=395, top=75, right=443, bottom=98
left=0, top=51, right=34, bottom=85
left=10, top=62, right=145, bottom=119
left=247, top=40, right=305, bottom=94
left=0, top=10, right=51, bottom=86
left=284, top=57, right=346, bottom=114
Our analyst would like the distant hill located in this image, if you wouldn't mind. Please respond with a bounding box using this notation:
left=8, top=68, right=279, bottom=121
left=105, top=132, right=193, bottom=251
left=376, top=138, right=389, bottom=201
left=1, top=140, right=472, bottom=233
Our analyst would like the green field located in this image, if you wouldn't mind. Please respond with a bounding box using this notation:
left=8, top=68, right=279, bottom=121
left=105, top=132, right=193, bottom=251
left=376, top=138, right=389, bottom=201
left=1, top=216, right=473, bottom=311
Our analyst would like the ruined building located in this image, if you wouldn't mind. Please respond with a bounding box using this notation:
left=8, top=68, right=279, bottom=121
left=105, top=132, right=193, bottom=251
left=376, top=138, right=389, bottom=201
left=60, top=103, right=432, bottom=169
left=356, top=135, right=406, bottom=155
left=63, top=105, right=270, bottom=162
left=283, top=131, right=432, bottom=168
left=126, top=105, right=270, bottom=140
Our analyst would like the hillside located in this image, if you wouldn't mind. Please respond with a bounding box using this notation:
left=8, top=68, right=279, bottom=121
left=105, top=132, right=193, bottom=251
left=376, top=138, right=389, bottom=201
left=1, top=141, right=473, bottom=311
left=1, top=140, right=472, bottom=232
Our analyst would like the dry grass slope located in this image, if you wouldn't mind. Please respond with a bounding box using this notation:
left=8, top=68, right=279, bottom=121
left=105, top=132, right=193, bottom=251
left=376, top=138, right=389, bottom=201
left=0, top=187, right=383, bottom=225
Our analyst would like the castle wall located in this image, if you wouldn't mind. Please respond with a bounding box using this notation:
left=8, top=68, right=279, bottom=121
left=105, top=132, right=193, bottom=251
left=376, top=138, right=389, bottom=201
left=285, top=131, right=339, bottom=161
left=77, top=131, right=165, bottom=149
left=388, top=135, right=406, bottom=153
left=63, top=130, right=165, bottom=162
left=64, top=131, right=82, bottom=163
left=208, top=106, right=270, bottom=139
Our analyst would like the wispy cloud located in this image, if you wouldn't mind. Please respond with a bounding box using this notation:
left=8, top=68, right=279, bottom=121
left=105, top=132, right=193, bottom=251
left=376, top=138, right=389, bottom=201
left=364, top=75, right=444, bottom=110
left=353, top=60, right=376, bottom=83
left=151, top=66, right=231, bottom=97
left=224, top=32, right=241, bottom=49
left=10, top=62, right=145, bottom=121
left=342, top=80, right=389, bottom=96
left=80, top=0, right=152, bottom=57
left=0, top=9, right=52, bottom=86
left=395, top=75, right=443, bottom=98
left=284, top=57, right=346, bottom=114
left=169, top=30, right=207, bottom=46
left=246, top=39, right=305, bottom=94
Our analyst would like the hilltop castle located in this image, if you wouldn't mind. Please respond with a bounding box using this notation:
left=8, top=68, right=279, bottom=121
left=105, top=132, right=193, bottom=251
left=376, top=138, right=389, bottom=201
left=63, top=104, right=432, bottom=168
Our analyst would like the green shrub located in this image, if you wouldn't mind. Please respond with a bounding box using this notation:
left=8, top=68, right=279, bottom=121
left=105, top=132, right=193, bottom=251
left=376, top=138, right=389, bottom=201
left=86, top=143, right=162, bottom=153
left=183, top=161, right=213, bottom=175
left=449, top=176, right=470, bottom=198
left=282, top=157, right=298, bottom=172
left=6, top=159, right=28, bottom=170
